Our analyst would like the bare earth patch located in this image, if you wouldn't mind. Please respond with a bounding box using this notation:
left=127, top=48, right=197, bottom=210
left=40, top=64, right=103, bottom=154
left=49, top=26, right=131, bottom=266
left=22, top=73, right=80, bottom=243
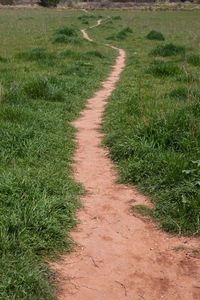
left=51, top=22, right=200, bottom=300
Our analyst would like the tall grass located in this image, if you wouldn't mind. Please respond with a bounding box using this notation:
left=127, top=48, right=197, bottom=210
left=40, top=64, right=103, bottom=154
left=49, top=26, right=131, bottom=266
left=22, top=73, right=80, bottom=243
left=0, top=9, right=116, bottom=299
left=99, top=11, right=200, bottom=235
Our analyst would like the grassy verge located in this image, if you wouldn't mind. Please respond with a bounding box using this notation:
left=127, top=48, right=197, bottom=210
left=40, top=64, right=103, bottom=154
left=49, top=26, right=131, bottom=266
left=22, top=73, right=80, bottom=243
left=91, top=10, right=200, bottom=235
left=0, top=9, right=116, bottom=299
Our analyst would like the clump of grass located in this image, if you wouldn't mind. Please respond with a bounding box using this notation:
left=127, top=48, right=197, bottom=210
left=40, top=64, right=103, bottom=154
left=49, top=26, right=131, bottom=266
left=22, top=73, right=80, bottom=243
left=132, top=205, right=155, bottom=217
left=111, top=15, right=122, bottom=20
left=23, top=76, right=66, bottom=102
left=59, top=49, right=86, bottom=60
left=77, top=15, right=97, bottom=20
left=0, top=56, right=7, bottom=63
left=55, top=26, right=78, bottom=37
left=59, top=62, right=94, bottom=77
left=84, top=50, right=105, bottom=58
left=51, top=34, right=82, bottom=44
left=146, top=60, right=182, bottom=77
left=146, top=30, right=165, bottom=41
left=150, top=43, right=186, bottom=57
left=107, top=27, right=133, bottom=41
left=168, top=86, right=188, bottom=100
left=186, top=53, right=200, bottom=66
left=51, top=26, right=81, bottom=44
left=15, top=48, right=57, bottom=62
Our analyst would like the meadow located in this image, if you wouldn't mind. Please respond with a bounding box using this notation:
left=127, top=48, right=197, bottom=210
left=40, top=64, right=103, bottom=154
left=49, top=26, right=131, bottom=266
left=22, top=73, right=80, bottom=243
left=0, top=7, right=200, bottom=299
left=0, top=9, right=116, bottom=299
left=90, top=10, right=200, bottom=235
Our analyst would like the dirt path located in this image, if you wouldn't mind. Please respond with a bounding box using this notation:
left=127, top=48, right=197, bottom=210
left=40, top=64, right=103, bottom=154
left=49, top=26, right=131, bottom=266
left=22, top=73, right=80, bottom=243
left=52, top=22, right=200, bottom=300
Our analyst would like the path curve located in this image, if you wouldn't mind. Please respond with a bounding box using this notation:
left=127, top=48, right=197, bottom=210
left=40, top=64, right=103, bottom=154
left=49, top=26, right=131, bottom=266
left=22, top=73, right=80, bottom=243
left=52, top=21, right=200, bottom=300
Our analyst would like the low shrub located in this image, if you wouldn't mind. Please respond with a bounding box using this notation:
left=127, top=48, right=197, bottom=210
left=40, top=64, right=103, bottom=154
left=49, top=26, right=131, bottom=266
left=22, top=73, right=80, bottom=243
left=186, top=53, right=200, bottom=66
left=150, top=43, right=186, bottom=57
left=38, top=0, right=59, bottom=7
left=146, top=30, right=165, bottom=41
left=0, top=0, right=14, bottom=4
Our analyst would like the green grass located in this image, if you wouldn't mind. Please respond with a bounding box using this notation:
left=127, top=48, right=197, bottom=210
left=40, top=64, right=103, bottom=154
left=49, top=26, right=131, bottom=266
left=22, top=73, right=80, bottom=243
left=0, top=9, right=115, bottom=299
left=89, top=10, right=200, bottom=236
left=146, top=30, right=165, bottom=41
left=149, top=43, right=186, bottom=57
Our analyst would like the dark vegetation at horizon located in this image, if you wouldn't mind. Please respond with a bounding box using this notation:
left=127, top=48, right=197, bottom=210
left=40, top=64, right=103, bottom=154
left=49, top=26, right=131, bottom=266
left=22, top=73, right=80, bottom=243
left=0, top=10, right=116, bottom=299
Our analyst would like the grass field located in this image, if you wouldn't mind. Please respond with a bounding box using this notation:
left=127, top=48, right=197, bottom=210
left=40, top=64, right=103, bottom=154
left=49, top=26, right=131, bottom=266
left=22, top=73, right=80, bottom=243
left=90, top=10, right=200, bottom=235
left=0, top=7, right=200, bottom=299
left=0, top=9, right=116, bottom=299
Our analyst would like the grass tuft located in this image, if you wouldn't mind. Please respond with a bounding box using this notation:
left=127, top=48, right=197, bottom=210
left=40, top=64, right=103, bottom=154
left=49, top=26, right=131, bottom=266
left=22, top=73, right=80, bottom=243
left=146, top=60, right=182, bottom=77
left=54, top=26, right=78, bottom=37
left=15, top=48, right=57, bottom=62
left=22, top=76, right=66, bottom=102
left=186, top=53, right=200, bottom=66
left=84, top=50, right=105, bottom=58
left=150, top=43, right=186, bottom=57
left=107, top=27, right=133, bottom=41
left=0, top=56, right=7, bottom=63
left=146, top=30, right=165, bottom=41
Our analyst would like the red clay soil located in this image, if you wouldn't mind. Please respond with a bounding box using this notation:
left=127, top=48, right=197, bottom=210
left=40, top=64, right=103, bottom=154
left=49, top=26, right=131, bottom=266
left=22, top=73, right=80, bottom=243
left=51, top=24, right=200, bottom=300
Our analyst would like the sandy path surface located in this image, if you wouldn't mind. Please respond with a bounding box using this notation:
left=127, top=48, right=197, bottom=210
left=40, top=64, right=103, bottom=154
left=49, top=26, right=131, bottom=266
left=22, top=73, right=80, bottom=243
left=51, top=22, right=200, bottom=300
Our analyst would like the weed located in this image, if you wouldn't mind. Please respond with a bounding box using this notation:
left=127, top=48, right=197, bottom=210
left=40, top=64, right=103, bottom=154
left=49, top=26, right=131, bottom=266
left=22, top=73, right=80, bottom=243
left=150, top=43, right=185, bottom=57
left=146, top=30, right=165, bottom=41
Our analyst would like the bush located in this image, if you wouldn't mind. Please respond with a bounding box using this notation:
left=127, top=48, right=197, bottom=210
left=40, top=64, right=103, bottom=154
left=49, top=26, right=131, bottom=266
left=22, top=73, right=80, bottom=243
left=146, top=30, right=165, bottom=41
left=0, top=0, right=14, bottom=4
left=186, top=53, right=200, bottom=66
left=150, top=43, right=186, bottom=57
left=39, top=0, right=59, bottom=7
left=146, top=60, right=182, bottom=77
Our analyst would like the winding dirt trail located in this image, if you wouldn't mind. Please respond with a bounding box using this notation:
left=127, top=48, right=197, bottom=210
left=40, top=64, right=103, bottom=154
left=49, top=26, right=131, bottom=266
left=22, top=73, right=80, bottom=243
left=52, top=22, right=200, bottom=300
